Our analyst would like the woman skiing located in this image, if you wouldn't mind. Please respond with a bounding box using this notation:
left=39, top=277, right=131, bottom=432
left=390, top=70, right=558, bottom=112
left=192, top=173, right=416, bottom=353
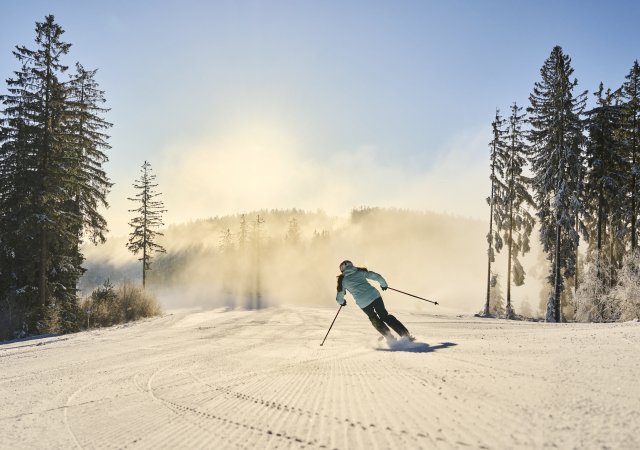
left=336, top=260, right=414, bottom=342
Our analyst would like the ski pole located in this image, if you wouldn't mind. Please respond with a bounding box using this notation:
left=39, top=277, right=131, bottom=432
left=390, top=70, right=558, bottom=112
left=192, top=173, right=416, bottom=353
left=320, top=305, right=343, bottom=346
left=387, top=287, right=439, bottom=305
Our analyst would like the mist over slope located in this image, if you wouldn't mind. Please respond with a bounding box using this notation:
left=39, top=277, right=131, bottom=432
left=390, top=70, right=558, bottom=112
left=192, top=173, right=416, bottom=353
left=81, top=207, right=539, bottom=313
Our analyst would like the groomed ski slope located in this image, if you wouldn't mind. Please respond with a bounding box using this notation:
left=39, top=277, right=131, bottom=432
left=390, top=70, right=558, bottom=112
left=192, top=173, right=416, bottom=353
left=1, top=306, right=639, bottom=449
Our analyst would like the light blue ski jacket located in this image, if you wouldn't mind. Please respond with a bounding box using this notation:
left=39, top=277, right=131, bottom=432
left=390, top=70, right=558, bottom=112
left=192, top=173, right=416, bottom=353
left=336, top=266, right=388, bottom=309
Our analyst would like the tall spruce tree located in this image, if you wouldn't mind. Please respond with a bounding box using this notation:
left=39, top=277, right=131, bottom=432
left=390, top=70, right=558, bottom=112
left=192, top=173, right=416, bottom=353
left=484, top=110, right=507, bottom=316
left=285, top=217, right=301, bottom=246
left=527, top=46, right=587, bottom=322
left=66, top=63, right=112, bottom=245
left=127, top=161, right=167, bottom=288
left=0, top=15, right=73, bottom=324
left=238, top=214, right=248, bottom=251
left=0, top=15, right=112, bottom=336
left=584, top=84, right=625, bottom=284
left=620, top=61, right=640, bottom=251
left=219, top=228, right=234, bottom=254
left=501, top=103, right=535, bottom=318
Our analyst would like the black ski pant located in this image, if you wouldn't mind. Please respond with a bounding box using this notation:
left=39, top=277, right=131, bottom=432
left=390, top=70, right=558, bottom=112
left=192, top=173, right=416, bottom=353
left=361, top=297, right=410, bottom=338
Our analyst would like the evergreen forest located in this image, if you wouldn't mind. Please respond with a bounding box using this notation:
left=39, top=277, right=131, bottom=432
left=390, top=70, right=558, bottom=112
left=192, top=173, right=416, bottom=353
left=486, top=46, right=640, bottom=323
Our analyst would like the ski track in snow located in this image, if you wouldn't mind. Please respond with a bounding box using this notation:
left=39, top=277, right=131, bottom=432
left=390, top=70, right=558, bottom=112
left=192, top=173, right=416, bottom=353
left=1, top=306, right=639, bottom=449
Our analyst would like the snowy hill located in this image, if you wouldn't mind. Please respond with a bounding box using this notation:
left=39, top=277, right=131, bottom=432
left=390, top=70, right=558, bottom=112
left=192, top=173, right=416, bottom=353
left=1, top=306, right=639, bottom=449
left=81, top=207, right=515, bottom=315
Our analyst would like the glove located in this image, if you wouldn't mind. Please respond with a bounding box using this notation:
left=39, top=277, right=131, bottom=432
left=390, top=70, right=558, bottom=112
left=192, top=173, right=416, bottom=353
left=340, top=300, right=347, bottom=306
left=381, top=286, right=388, bottom=291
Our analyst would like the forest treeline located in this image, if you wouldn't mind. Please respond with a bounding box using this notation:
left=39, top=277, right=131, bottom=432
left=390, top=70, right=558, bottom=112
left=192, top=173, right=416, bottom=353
left=486, top=46, right=640, bottom=323
left=81, top=207, right=488, bottom=312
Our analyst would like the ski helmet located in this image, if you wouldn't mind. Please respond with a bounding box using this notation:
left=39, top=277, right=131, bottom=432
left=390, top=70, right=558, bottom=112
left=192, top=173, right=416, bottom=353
left=339, top=260, right=353, bottom=273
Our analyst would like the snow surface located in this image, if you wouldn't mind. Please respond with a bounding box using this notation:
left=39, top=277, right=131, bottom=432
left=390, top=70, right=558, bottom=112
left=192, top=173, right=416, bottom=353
left=1, top=306, right=639, bottom=449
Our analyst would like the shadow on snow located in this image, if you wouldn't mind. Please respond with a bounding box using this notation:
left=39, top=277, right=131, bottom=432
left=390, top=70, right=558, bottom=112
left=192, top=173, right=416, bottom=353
left=377, top=341, right=458, bottom=353
left=0, top=334, right=67, bottom=349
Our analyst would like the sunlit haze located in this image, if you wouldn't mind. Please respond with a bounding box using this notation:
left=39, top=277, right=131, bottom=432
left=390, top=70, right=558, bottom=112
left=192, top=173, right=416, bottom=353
left=2, top=1, right=638, bottom=234
left=2, top=1, right=639, bottom=315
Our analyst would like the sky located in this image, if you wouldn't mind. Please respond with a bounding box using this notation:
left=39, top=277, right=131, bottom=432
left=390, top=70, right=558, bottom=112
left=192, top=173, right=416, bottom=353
left=1, top=0, right=639, bottom=236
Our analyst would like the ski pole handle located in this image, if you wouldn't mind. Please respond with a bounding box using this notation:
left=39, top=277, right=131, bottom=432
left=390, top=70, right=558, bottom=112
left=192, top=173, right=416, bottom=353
left=320, top=305, right=343, bottom=346
left=387, top=287, right=439, bottom=305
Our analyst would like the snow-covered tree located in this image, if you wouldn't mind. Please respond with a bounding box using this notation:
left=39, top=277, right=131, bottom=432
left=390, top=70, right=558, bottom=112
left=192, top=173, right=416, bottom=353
left=583, top=84, right=626, bottom=284
left=127, top=161, right=167, bottom=288
left=519, top=298, right=534, bottom=319
left=527, top=46, right=587, bottom=322
left=488, top=272, right=505, bottom=317
left=574, top=258, right=613, bottom=322
left=484, top=105, right=535, bottom=319
left=484, top=109, right=507, bottom=316
left=610, top=250, right=640, bottom=321
left=577, top=249, right=640, bottom=322
left=620, top=61, right=640, bottom=251
left=501, top=103, right=535, bottom=318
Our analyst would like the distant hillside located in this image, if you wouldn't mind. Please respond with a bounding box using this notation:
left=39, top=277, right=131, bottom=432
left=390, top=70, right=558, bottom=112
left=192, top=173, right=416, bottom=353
left=80, top=208, right=502, bottom=312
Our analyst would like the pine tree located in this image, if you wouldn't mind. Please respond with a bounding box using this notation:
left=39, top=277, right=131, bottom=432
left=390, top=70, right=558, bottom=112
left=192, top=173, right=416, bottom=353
left=527, top=46, right=587, bottom=322
left=484, top=109, right=507, bottom=316
left=620, top=61, right=640, bottom=250
left=285, top=217, right=301, bottom=246
left=66, top=62, right=112, bottom=245
left=584, top=84, right=625, bottom=283
left=0, top=15, right=111, bottom=335
left=55, top=63, right=112, bottom=331
left=0, top=15, right=73, bottom=323
left=127, top=161, right=167, bottom=288
left=219, top=228, right=234, bottom=254
left=501, top=103, right=536, bottom=318
left=238, top=214, right=248, bottom=251
left=251, top=215, right=265, bottom=309
left=311, top=229, right=330, bottom=246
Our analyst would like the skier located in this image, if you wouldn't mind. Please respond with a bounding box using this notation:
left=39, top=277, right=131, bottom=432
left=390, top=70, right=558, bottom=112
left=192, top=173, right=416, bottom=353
left=336, top=260, right=414, bottom=342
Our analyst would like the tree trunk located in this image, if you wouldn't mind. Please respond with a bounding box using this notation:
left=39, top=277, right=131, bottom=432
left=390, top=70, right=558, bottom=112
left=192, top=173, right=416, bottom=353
left=143, top=195, right=148, bottom=289
left=254, top=215, right=264, bottom=309
left=39, top=232, right=47, bottom=308
left=506, top=197, right=514, bottom=319
left=609, top=218, right=615, bottom=289
left=485, top=171, right=496, bottom=317
left=549, top=224, right=562, bottom=323
left=632, top=161, right=637, bottom=251
left=574, top=212, right=580, bottom=293
left=142, top=244, right=147, bottom=289
left=632, top=123, right=637, bottom=250
left=485, top=259, right=492, bottom=316
left=596, top=186, right=604, bottom=280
